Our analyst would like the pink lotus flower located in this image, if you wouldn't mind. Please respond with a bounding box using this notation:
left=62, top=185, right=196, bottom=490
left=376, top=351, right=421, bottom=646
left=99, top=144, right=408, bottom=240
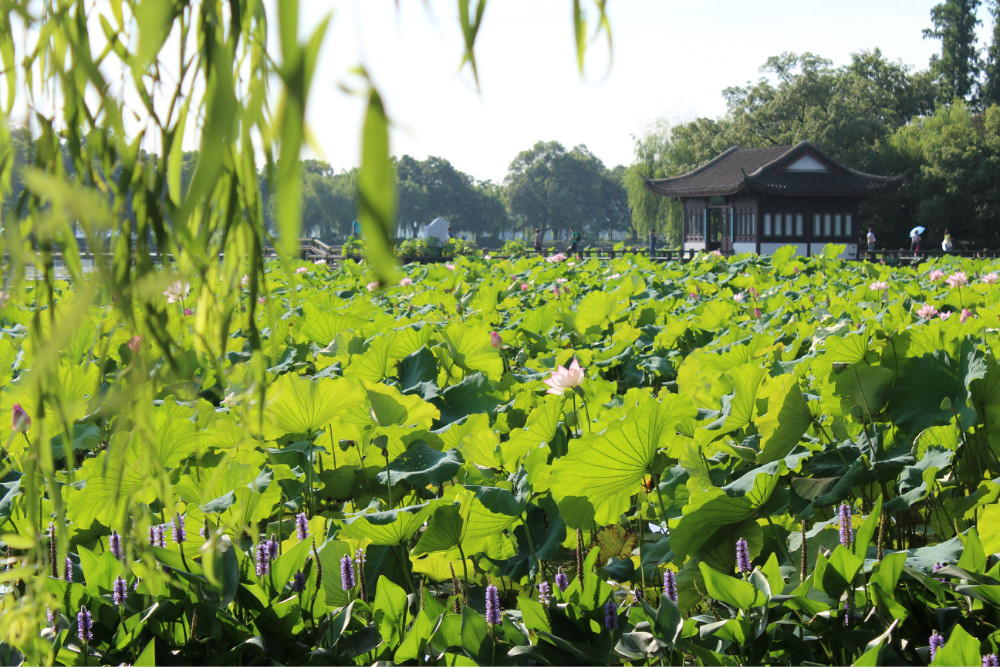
left=928, top=269, right=945, bottom=281
left=184, top=308, right=193, bottom=316
left=520, top=283, right=529, bottom=291
left=961, top=308, right=973, bottom=324
left=546, top=253, right=567, bottom=263
left=313, top=259, right=326, bottom=266
left=544, top=359, right=584, bottom=396
left=869, top=281, right=889, bottom=291
left=753, top=307, right=763, bottom=319
left=11, top=404, right=30, bottom=432
left=295, top=266, right=308, bottom=274
left=556, top=278, right=568, bottom=284
left=733, top=293, right=744, bottom=303
left=490, top=331, right=502, bottom=348
left=916, top=304, right=939, bottom=319
left=445, top=263, right=456, bottom=271
left=553, top=286, right=561, bottom=297
left=711, top=250, right=723, bottom=257
left=939, top=311, right=952, bottom=321
left=258, top=296, right=266, bottom=304
left=945, top=271, right=968, bottom=288
left=983, top=272, right=999, bottom=284
left=399, top=277, right=413, bottom=287
left=127, top=336, right=141, bottom=352
left=366, top=281, right=379, bottom=292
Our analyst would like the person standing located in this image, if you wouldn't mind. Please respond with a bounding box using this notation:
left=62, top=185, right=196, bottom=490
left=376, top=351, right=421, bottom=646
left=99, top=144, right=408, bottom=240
left=942, top=229, right=953, bottom=253
left=867, top=227, right=876, bottom=252
left=568, top=226, right=580, bottom=257
left=534, top=228, right=542, bottom=254
left=910, top=229, right=920, bottom=253
left=649, top=228, right=657, bottom=258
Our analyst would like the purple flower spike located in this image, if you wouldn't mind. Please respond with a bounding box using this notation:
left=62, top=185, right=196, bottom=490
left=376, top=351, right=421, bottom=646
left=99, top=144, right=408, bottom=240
left=268, top=535, right=279, bottom=560
left=485, top=584, right=501, bottom=625
left=838, top=504, right=853, bottom=548
left=292, top=571, right=306, bottom=593
left=983, top=653, right=999, bottom=667
left=113, top=575, right=128, bottom=606
left=255, top=541, right=271, bottom=576
left=930, top=631, right=945, bottom=661
left=155, top=524, right=166, bottom=547
left=604, top=598, right=618, bottom=630
left=555, top=570, right=569, bottom=591
left=64, top=557, right=73, bottom=582
left=109, top=529, right=122, bottom=559
left=340, top=554, right=355, bottom=590
left=663, top=570, right=678, bottom=603
left=538, top=581, right=551, bottom=605
left=736, top=538, right=751, bottom=574
left=77, top=606, right=93, bottom=642
left=295, top=512, right=309, bottom=541
left=172, top=514, right=186, bottom=544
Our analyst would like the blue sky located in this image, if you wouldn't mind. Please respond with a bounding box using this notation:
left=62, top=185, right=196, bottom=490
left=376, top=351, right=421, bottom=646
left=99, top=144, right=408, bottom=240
left=302, top=0, right=996, bottom=182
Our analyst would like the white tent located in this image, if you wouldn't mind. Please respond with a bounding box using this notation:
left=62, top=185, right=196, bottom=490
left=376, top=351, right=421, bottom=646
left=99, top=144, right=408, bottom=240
left=422, top=217, right=450, bottom=244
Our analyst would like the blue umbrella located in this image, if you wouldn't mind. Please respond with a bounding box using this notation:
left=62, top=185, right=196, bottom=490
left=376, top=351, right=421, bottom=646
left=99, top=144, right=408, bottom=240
left=910, top=226, right=926, bottom=236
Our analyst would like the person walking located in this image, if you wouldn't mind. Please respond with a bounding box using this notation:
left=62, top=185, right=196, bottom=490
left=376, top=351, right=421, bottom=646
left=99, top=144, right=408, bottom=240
left=942, top=229, right=953, bottom=253
left=649, top=228, right=657, bottom=258
left=568, top=226, right=580, bottom=257
left=534, top=228, right=542, bottom=254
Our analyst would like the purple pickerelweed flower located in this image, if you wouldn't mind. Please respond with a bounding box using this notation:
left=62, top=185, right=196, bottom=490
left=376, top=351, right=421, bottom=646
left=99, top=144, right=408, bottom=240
left=109, top=529, right=122, bottom=559
left=295, top=512, right=309, bottom=540
left=292, top=571, right=306, bottom=593
left=538, top=581, right=551, bottom=604
left=843, top=600, right=852, bottom=627
left=340, top=554, right=356, bottom=590
left=930, top=631, right=945, bottom=661
left=983, top=653, right=999, bottom=667
left=268, top=534, right=279, bottom=560
left=172, top=514, right=186, bottom=544
left=355, top=548, right=366, bottom=567
left=555, top=569, right=569, bottom=591
left=255, top=541, right=271, bottom=576
left=77, top=606, right=93, bottom=642
left=933, top=561, right=947, bottom=582
left=838, top=504, right=853, bottom=548
left=155, top=524, right=166, bottom=547
left=113, top=575, right=128, bottom=606
left=663, top=570, right=678, bottom=603
left=604, top=598, right=618, bottom=630
left=485, top=584, right=501, bottom=625
left=736, top=538, right=751, bottom=574
left=64, top=557, right=73, bottom=582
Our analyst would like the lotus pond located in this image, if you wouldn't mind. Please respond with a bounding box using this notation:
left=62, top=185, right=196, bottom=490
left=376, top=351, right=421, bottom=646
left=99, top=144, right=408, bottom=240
left=4, top=246, right=1000, bottom=665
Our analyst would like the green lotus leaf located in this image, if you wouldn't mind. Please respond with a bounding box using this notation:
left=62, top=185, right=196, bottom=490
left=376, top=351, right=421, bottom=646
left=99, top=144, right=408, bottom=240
left=549, top=393, right=697, bottom=526
left=438, top=322, right=503, bottom=382
left=263, top=373, right=366, bottom=439
left=376, top=442, right=463, bottom=488
left=339, top=503, right=438, bottom=545
left=756, top=375, right=813, bottom=464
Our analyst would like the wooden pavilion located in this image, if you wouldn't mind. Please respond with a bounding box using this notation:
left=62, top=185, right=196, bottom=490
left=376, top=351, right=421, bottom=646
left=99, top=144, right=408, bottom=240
left=644, top=141, right=903, bottom=257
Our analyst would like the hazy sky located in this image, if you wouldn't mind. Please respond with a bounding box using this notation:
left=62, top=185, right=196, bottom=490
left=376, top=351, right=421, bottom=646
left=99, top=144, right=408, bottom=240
left=301, top=1, right=996, bottom=183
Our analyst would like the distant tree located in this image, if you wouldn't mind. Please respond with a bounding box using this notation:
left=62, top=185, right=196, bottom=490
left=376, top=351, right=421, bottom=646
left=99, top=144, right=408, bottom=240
left=887, top=101, right=1000, bottom=244
left=923, top=0, right=982, bottom=102
left=394, top=155, right=497, bottom=238
left=503, top=141, right=612, bottom=241
left=982, top=0, right=1000, bottom=106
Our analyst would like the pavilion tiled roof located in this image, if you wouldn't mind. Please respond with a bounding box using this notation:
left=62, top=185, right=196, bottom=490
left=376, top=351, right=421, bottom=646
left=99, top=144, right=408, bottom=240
left=644, top=141, right=903, bottom=198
